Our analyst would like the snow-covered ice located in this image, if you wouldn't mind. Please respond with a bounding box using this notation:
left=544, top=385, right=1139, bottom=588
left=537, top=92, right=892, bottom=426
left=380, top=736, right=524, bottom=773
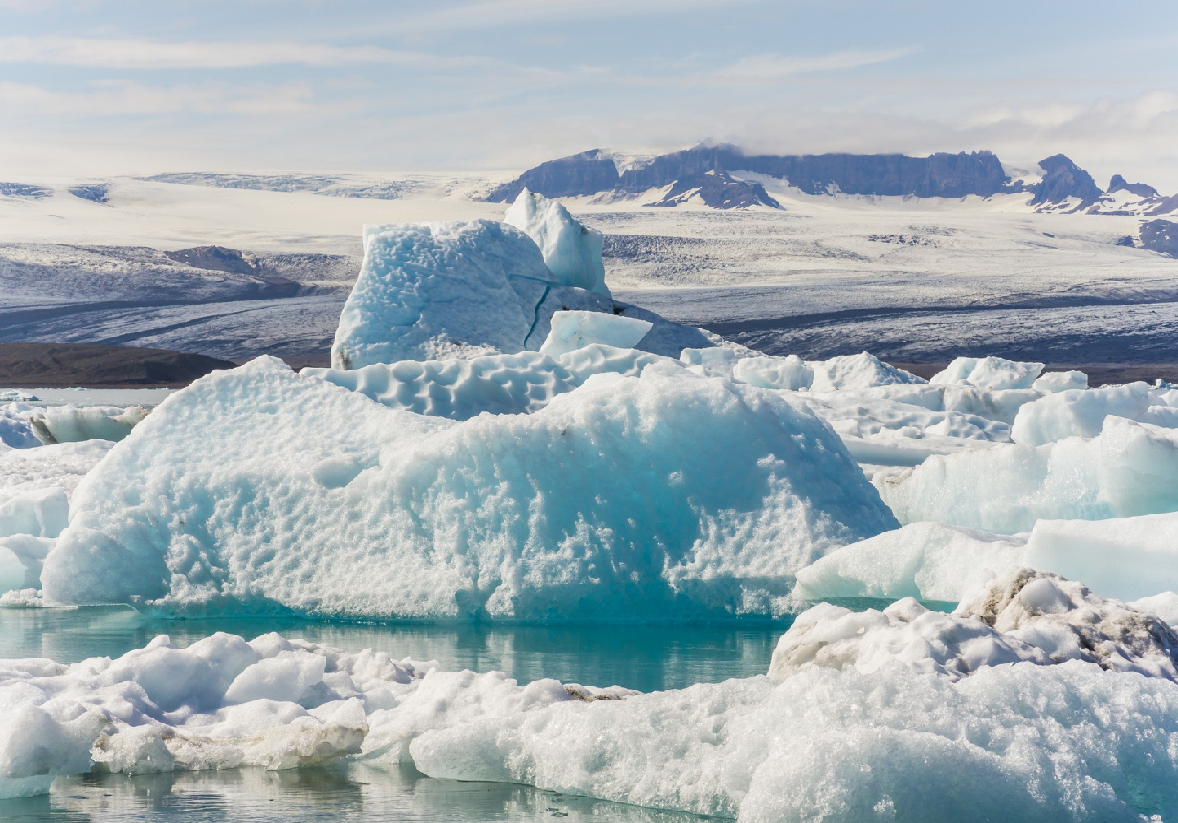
left=42, top=357, right=895, bottom=618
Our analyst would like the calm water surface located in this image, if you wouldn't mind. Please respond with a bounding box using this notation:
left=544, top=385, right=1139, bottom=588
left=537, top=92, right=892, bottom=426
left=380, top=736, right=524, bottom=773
left=0, top=606, right=788, bottom=822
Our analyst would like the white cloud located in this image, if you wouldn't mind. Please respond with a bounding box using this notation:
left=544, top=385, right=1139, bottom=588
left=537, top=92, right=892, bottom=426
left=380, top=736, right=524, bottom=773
left=391, top=0, right=758, bottom=31
left=0, top=79, right=317, bottom=116
left=0, top=36, right=425, bottom=69
left=709, top=48, right=916, bottom=81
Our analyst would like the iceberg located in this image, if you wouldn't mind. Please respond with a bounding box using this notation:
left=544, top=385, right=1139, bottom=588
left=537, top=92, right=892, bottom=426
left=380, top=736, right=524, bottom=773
left=930, top=355, right=1043, bottom=390
left=810, top=352, right=925, bottom=392
left=731, top=354, right=814, bottom=391
left=877, top=415, right=1178, bottom=533
left=796, top=511, right=1178, bottom=605
left=411, top=573, right=1178, bottom=821
left=43, top=357, right=895, bottom=618
left=1012, top=381, right=1178, bottom=445
left=31, top=404, right=149, bottom=444
left=779, top=567, right=1178, bottom=681
left=504, top=189, right=610, bottom=297
left=330, top=221, right=552, bottom=369
left=537, top=310, right=651, bottom=359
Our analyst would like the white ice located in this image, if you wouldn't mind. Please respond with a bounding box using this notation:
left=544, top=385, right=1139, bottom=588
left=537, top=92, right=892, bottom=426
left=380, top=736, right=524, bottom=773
left=930, top=355, right=1043, bottom=390
left=878, top=415, right=1178, bottom=533
left=538, top=310, right=651, bottom=359
left=411, top=571, right=1178, bottom=821
left=504, top=190, right=610, bottom=297
left=42, top=357, right=895, bottom=618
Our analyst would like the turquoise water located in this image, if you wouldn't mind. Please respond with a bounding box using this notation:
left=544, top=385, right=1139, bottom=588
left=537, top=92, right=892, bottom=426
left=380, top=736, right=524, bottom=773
left=0, top=606, right=787, bottom=821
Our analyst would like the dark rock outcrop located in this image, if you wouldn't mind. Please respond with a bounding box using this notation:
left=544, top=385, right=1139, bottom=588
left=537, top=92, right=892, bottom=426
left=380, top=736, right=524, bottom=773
left=69, top=184, right=110, bottom=203
left=646, top=170, right=780, bottom=208
left=489, top=150, right=621, bottom=202
left=1031, top=155, right=1103, bottom=206
left=1141, top=220, right=1178, bottom=258
left=1108, top=174, right=1159, bottom=199
left=0, top=342, right=235, bottom=388
left=488, top=145, right=1015, bottom=207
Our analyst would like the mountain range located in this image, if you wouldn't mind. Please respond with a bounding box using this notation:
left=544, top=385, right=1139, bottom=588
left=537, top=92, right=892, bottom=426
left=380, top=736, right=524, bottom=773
left=486, top=145, right=1178, bottom=217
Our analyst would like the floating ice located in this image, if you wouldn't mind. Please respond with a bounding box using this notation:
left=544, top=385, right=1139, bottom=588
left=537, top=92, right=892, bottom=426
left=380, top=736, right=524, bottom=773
left=778, top=567, right=1178, bottom=681
left=504, top=190, right=610, bottom=297
left=810, top=352, right=925, bottom=392
left=412, top=577, right=1178, bottom=821
left=0, top=408, right=40, bottom=449
left=0, top=440, right=113, bottom=543
left=330, top=221, right=553, bottom=369
left=43, top=357, right=894, bottom=618
left=797, top=511, right=1178, bottom=605
left=1033, top=369, right=1088, bottom=392
left=793, top=522, right=1024, bottom=604
left=877, top=415, right=1178, bottom=533
left=931, top=356, right=1044, bottom=390
left=538, top=310, right=651, bottom=359
left=731, top=354, right=814, bottom=391
left=30, top=405, right=148, bottom=444
left=1012, top=381, right=1178, bottom=445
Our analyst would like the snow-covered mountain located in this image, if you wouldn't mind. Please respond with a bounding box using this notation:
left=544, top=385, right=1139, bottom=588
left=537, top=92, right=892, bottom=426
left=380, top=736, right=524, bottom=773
left=486, top=145, right=1178, bottom=217
left=1, top=163, right=1176, bottom=370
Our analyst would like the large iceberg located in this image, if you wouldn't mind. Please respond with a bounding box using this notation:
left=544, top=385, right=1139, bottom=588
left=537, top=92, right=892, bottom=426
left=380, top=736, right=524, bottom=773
left=504, top=189, right=610, bottom=297
left=330, top=221, right=554, bottom=369
left=42, top=357, right=895, bottom=619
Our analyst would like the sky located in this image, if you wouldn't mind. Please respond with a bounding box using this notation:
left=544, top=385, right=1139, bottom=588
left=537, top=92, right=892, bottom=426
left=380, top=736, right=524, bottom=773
left=2, top=0, right=1178, bottom=190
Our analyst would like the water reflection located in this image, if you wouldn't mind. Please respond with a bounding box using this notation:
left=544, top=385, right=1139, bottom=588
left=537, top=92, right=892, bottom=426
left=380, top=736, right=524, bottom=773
left=3, top=765, right=705, bottom=823
left=0, top=606, right=787, bottom=692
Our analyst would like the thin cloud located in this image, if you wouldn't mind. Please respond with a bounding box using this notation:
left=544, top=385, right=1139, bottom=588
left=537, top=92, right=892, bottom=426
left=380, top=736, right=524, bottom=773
left=0, top=36, right=428, bottom=69
left=391, top=0, right=760, bottom=31
left=0, top=79, right=317, bottom=116
left=709, top=48, right=916, bottom=81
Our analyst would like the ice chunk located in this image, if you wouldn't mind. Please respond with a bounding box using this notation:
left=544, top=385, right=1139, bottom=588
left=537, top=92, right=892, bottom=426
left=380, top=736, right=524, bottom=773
left=732, top=354, right=814, bottom=391
left=538, top=310, right=651, bottom=358
left=1012, top=381, right=1168, bottom=445
left=931, top=356, right=1044, bottom=390
left=798, top=511, right=1178, bottom=605
left=43, top=358, right=895, bottom=619
left=1033, top=369, right=1088, bottom=392
left=793, top=522, right=1025, bottom=604
left=1130, top=592, right=1178, bottom=626
left=877, top=416, right=1178, bottom=533
left=0, top=440, right=113, bottom=541
left=810, top=352, right=925, bottom=392
left=780, top=568, right=1178, bottom=681
left=330, top=221, right=554, bottom=370
left=412, top=619, right=1178, bottom=821
left=31, top=405, right=148, bottom=444
left=503, top=189, right=610, bottom=297
left=0, top=409, right=39, bottom=449
left=679, top=345, right=740, bottom=377
left=304, top=352, right=579, bottom=420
